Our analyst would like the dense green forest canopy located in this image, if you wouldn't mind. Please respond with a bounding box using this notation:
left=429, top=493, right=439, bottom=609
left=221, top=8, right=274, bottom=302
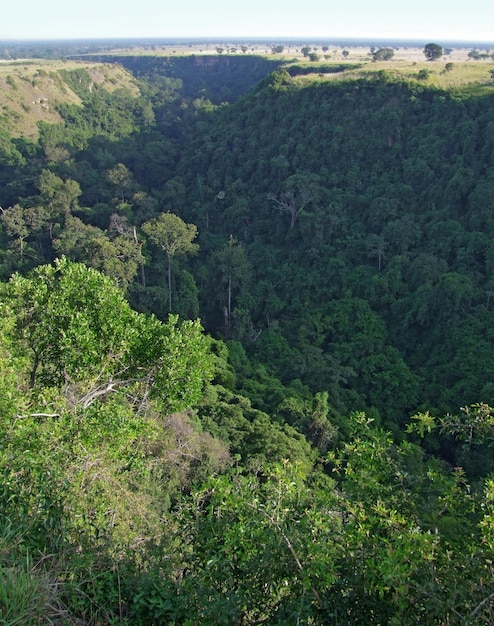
left=2, top=46, right=494, bottom=624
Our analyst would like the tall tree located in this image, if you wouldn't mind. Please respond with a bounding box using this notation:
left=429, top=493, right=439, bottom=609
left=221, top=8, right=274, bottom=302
left=268, top=173, right=320, bottom=229
left=366, top=233, right=387, bottom=270
left=214, top=235, right=250, bottom=337
left=142, top=212, right=199, bottom=312
left=106, top=163, right=134, bottom=204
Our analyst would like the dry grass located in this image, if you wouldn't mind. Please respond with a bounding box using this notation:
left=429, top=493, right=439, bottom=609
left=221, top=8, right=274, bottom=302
left=291, top=56, right=494, bottom=97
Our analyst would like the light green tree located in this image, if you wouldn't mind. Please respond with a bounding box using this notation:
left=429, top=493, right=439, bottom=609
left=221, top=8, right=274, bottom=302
left=53, top=215, right=144, bottom=288
left=3, top=257, right=212, bottom=412
left=142, top=212, right=198, bottom=312
left=1, top=204, right=29, bottom=257
left=106, top=162, right=134, bottom=203
left=37, top=169, right=81, bottom=216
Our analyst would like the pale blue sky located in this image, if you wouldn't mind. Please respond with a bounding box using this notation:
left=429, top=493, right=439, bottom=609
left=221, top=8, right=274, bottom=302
left=1, top=0, right=493, bottom=43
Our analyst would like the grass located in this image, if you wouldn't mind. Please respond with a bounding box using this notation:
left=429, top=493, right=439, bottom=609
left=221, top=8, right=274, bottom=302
left=362, top=59, right=494, bottom=94
left=0, top=565, right=51, bottom=625
left=290, top=57, right=494, bottom=97
left=0, top=51, right=493, bottom=140
left=0, top=518, right=69, bottom=625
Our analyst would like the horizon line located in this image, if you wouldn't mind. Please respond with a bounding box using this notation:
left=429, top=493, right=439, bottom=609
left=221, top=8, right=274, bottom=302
left=0, top=36, right=493, bottom=46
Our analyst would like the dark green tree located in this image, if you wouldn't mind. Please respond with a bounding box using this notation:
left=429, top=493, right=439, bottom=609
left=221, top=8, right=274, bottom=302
left=213, top=235, right=250, bottom=337
left=424, top=43, right=443, bottom=60
left=372, top=47, right=395, bottom=61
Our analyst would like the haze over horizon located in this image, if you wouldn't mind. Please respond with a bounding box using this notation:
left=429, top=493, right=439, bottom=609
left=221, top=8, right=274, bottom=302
left=2, top=0, right=493, bottom=45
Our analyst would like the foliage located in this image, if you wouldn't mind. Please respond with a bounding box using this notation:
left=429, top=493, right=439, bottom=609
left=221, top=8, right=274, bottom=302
left=2, top=257, right=213, bottom=412
left=3, top=51, right=494, bottom=624
left=373, top=47, right=394, bottom=61
left=424, top=43, right=444, bottom=61
left=142, top=211, right=199, bottom=312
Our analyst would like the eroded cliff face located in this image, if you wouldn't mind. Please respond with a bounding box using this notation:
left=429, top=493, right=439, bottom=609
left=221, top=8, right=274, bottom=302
left=78, top=53, right=284, bottom=102
left=0, top=62, right=139, bottom=138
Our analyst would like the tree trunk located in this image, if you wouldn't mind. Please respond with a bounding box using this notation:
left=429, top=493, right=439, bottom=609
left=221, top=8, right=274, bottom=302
left=167, top=253, right=172, bottom=312
left=228, top=272, right=232, bottom=318
left=133, top=225, right=146, bottom=287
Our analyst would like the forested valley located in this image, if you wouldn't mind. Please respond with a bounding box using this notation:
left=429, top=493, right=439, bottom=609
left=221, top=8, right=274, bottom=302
left=2, top=48, right=494, bottom=624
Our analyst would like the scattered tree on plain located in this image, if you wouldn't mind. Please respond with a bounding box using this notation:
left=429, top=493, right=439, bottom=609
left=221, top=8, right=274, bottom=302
left=373, top=47, right=395, bottom=61
left=424, top=42, right=443, bottom=60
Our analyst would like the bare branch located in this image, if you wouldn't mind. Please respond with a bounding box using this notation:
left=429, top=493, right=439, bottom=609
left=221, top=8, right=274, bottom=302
left=80, top=378, right=145, bottom=409
left=31, top=412, right=60, bottom=417
left=470, top=590, right=494, bottom=619
left=267, top=189, right=312, bottom=228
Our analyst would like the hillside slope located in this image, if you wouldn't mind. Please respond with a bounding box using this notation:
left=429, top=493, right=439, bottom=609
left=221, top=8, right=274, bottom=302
left=3, top=54, right=494, bottom=625
left=0, top=61, right=140, bottom=138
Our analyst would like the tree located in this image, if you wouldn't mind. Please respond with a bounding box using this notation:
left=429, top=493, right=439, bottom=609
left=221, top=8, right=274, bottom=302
left=268, top=174, right=318, bottom=229
left=142, top=212, right=199, bottom=312
left=53, top=215, right=144, bottom=288
left=37, top=170, right=81, bottom=216
left=36, top=170, right=82, bottom=238
left=372, top=47, right=394, bottom=61
left=423, top=43, right=443, bottom=61
left=366, top=233, right=387, bottom=270
left=106, top=163, right=134, bottom=204
left=0, top=204, right=46, bottom=259
left=468, top=50, right=490, bottom=60
left=2, top=257, right=213, bottom=412
left=268, top=189, right=311, bottom=228
left=213, top=235, right=250, bottom=337
left=166, top=463, right=338, bottom=624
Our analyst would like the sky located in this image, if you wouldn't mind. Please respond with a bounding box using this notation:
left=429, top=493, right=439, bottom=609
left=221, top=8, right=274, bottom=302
left=1, top=0, right=493, bottom=44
